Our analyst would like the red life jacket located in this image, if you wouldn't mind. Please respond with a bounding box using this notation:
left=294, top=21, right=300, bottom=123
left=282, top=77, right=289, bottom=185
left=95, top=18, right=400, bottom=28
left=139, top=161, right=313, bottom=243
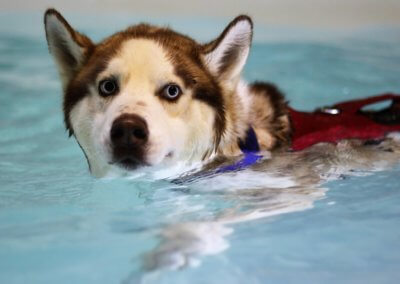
left=289, top=94, right=400, bottom=151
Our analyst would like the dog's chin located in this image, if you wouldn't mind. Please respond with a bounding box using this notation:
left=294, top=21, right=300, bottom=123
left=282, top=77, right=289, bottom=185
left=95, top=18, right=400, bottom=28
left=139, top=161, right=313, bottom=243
left=107, top=149, right=176, bottom=173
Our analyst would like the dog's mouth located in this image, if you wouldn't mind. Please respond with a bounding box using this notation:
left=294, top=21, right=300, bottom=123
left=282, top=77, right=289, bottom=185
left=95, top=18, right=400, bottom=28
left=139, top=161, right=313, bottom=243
left=119, top=158, right=143, bottom=170
left=109, top=156, right=146, bottom=170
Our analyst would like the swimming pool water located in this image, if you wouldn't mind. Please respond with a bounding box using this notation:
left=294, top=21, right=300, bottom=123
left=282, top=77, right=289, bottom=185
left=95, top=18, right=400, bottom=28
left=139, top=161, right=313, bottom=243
left=1, top=12, right=400, bottom=284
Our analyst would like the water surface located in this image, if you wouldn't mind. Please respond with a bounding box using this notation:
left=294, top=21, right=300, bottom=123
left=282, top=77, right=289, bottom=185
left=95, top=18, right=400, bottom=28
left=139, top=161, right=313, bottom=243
left=1, top=13, right=400, bottom=284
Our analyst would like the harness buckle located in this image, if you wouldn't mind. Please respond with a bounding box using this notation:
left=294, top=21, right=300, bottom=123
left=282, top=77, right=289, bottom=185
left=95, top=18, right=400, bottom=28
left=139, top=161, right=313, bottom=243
left=317, top=106, right=341, bottom=115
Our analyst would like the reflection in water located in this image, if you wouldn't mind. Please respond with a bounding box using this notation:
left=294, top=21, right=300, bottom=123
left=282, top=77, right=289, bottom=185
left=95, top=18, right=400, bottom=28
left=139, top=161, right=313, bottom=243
left=121, top=135, right=400, bottom=283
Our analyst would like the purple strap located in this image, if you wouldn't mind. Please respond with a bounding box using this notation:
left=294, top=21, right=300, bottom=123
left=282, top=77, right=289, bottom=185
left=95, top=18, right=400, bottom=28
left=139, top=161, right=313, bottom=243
left=216, top=152, right=262, bottom=173
left=217, top=127, right=262, bottom=173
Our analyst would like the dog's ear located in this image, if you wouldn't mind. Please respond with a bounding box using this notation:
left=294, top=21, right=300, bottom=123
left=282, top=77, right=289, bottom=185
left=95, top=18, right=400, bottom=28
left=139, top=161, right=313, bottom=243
left=202, top=15, right=253, bottom=86
left=44, top=9, right=94, bottom=88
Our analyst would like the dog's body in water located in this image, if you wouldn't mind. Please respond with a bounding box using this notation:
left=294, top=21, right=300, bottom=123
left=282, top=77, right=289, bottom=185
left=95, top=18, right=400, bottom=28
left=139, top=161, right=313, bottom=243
left=44, top=9, right=400, bottom=273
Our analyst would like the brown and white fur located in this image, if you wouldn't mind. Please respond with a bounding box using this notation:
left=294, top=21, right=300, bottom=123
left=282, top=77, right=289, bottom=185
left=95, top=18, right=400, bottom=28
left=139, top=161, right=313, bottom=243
left=44, top=9, right=290, bottom=177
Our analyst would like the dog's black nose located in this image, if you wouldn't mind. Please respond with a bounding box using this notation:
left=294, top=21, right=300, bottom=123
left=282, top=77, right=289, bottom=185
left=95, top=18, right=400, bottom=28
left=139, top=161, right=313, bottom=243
left=110, top=114, right=149, bottom=147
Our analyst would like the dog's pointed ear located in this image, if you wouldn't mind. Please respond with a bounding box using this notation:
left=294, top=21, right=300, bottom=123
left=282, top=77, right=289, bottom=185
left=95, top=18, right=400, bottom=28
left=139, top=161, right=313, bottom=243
left=44, top=9, right=94, bottom=88
left=202, top=15, right=253, bottom=85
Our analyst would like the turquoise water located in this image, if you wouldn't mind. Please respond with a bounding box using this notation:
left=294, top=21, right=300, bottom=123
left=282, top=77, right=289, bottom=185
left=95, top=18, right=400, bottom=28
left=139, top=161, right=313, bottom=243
left=1, top=12, right=400, bottom=284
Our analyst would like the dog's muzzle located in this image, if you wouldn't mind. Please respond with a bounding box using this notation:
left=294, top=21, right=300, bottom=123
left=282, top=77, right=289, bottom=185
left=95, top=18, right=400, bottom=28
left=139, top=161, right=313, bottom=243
left=110, top=114, right=149, bottom=169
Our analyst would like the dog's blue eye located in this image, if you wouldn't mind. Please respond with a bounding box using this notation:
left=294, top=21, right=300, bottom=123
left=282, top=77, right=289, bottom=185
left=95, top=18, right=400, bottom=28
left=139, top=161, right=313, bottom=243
left=162, top=84, right=182, bottom=100
left=99, top=79, right=118, bottom=97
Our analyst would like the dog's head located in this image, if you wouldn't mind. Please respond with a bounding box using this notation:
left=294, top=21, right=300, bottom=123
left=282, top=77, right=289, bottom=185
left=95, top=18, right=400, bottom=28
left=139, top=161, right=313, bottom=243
left=44, top=9, right=253, bottom=177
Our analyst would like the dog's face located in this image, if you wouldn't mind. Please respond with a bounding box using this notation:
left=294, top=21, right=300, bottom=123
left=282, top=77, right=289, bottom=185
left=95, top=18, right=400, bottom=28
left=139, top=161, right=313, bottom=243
left=44, top=9, right=252, bottom=177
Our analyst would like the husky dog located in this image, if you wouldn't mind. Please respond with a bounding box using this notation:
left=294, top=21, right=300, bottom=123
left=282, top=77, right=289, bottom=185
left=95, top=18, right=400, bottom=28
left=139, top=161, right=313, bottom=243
left=44, top=9, right=290, bottom=177
left=44, top=9, right=400, bottom=179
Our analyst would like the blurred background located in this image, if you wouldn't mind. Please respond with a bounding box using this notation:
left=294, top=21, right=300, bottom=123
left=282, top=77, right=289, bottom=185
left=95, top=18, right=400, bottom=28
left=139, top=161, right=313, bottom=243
left=1, top=0, right=400, bottom=43
left=1, top=0, right=400, bottom=28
